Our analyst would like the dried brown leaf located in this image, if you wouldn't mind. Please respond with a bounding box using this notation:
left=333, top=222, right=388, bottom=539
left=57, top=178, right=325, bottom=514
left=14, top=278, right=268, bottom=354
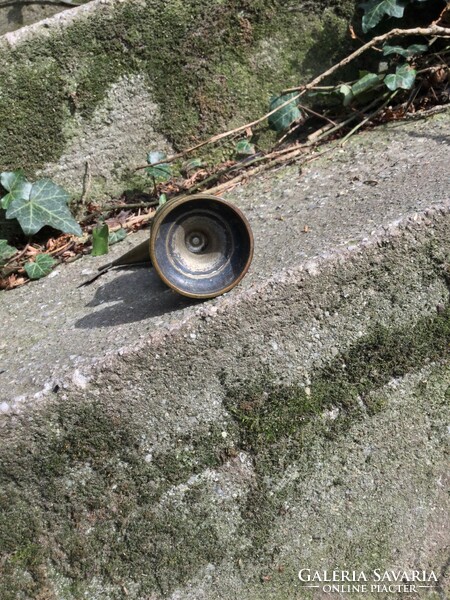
left=1, top=273, right=27, bottom=290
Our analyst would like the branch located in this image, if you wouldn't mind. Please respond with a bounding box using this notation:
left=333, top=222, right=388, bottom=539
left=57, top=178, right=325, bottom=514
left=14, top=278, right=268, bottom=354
left=283, top=25, right=450, bottom=93
left=340, top=91, right=398, bottom=145
left=133, top=91, right=308, bottom=172
left=135, top=25, right=450, bottom=173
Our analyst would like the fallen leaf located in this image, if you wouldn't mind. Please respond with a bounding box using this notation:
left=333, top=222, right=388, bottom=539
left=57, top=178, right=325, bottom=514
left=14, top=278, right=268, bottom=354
left=1, top=273, right=27, bottom=290
left=105, top=210, right=131, bottom=228
left=25, top=246, right=41, bottom=256
left=24, top=253, right=57, bottom=279
left=184, top=169, right=209, bottom=187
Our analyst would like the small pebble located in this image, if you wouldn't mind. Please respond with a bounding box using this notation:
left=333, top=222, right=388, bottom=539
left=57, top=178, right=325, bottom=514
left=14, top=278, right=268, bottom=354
left=72, top=369, right=88, bottom=389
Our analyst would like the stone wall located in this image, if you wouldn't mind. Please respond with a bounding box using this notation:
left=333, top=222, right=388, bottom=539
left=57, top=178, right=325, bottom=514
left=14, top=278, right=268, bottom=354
left=0, top=0, right=356, bottom=209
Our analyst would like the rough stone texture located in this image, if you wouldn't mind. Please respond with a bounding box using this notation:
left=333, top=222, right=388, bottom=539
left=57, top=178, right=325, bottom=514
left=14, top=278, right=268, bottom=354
left=1, top=111, right=449, bottom=401
left=0, top=1, right=67, bottom=36
left=0, top=0, right=356, bottom=206
left=41, top=73, right=174, bottom=200
left=0, top=113, right=449, bottom=599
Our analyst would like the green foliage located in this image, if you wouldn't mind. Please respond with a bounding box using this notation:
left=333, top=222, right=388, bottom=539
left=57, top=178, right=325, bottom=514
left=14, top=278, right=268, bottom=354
left=360, top=0, right=406, bottom=33
left=158, top=193, right=167, bottom=208
left=235, top=139, right=256, bottom=157
left=92, top=224, right=127, bottom=255
left=1, top=172, right=81, bottom=237
left=338, top=84, right=354, bottom=106
left=24, top=254, right=57, bottom=280
left=0, top=171, right=32, bottom=210
left=382, top=43, right=428, bottom=57
left=310, top=0, right=431, bottom=112
left=146, top=151, right=172, bottom=182
left=384, top=63, right=417, bottom=90
left=339, top=73, right=382, bottom=106
left=361, top=0, right=431, bottom=32
left=344, top=0, right=429, bottom=99
left=91, top=224, right=109, bottom=257
left=108, top=228, right=127, bottom=245
left=338, top=72, right=384, bottom=106
left=268, top=93, right=303, bottom=133
left=345, top=65, right=417, bottom=97
left=0, top=171, right=83, bottom=283
left=353, top=72, right=383, bottom=96
left=0, top=240, right=17, bottom=266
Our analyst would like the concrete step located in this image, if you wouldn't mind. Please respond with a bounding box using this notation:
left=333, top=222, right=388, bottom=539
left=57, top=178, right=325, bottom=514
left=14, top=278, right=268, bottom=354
left=0, top=113, right=449, bottom=599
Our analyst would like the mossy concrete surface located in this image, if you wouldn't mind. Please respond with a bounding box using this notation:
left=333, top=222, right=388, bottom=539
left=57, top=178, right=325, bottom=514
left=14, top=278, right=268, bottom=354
left=0, top=114, right=449, bottom=598
left=0, top=0, right=356, bottom=208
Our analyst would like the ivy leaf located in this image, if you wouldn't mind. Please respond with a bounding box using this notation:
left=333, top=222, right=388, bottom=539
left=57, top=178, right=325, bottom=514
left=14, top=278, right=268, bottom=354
left=108, top=227, right=127, bottom=246
left=268, top=93, right=303, bottom=133
left=146, top=151, right=172, bottom=182
left=361, top=0, right=406, bottom=33
left=24, top=253, right=57, bottom=280
left=339, top=74, right=381, bottom=107
left=382, top=44, right=428, bottom=58
left=92, top=224, right=109, bottom=256
left=235, top=139, right=256, bottom=157
left=0, top=239, right=17, bottom=266
left=338, top=84, right=354, bottom=107
left=384, top=64, right=417, bottom=90
left=5, top=179, right=82, bottom=237
left=0, top=171, right=32, bottom=210
left=351, top=72, right=382, bottom=96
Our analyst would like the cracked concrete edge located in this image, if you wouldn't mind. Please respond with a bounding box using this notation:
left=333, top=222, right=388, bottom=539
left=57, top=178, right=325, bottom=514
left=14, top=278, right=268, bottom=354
left=2, top=200, right=449, bottom=418
left=0, top=0, right=109, bottom=47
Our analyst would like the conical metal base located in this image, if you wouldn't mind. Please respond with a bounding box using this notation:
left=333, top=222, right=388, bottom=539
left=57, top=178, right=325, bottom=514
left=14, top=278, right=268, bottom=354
left=99, top=239, right=152, bottom=271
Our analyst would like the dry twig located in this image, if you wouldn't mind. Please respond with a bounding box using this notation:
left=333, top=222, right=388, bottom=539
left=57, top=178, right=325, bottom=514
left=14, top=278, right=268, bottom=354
left=134, top=25, right=450, bottom=173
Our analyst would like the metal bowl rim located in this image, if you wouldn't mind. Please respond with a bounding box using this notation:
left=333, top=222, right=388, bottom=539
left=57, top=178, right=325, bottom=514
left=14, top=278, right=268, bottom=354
left=149, top=194, right=254, bottom=299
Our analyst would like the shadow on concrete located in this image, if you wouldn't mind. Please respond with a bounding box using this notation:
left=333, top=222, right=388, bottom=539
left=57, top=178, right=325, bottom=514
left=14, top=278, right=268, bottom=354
left=383, top=118, right=450, bottom=145
left=75, top=267, right=195, bottom=329
left=404, top=127, right=450, bottom=145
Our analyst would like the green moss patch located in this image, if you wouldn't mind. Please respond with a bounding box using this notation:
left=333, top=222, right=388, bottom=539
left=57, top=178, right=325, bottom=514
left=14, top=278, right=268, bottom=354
left=1, top=305, right=448, bottom=597
left=227, top=305, right=450, bottom=454
left=224, top=305, right=450, bottom=556
left=0, top=61, right=68, bottom=173
left=0, top=0, right=356, bottom=178
left=0, top=401, right=233, bottom=598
